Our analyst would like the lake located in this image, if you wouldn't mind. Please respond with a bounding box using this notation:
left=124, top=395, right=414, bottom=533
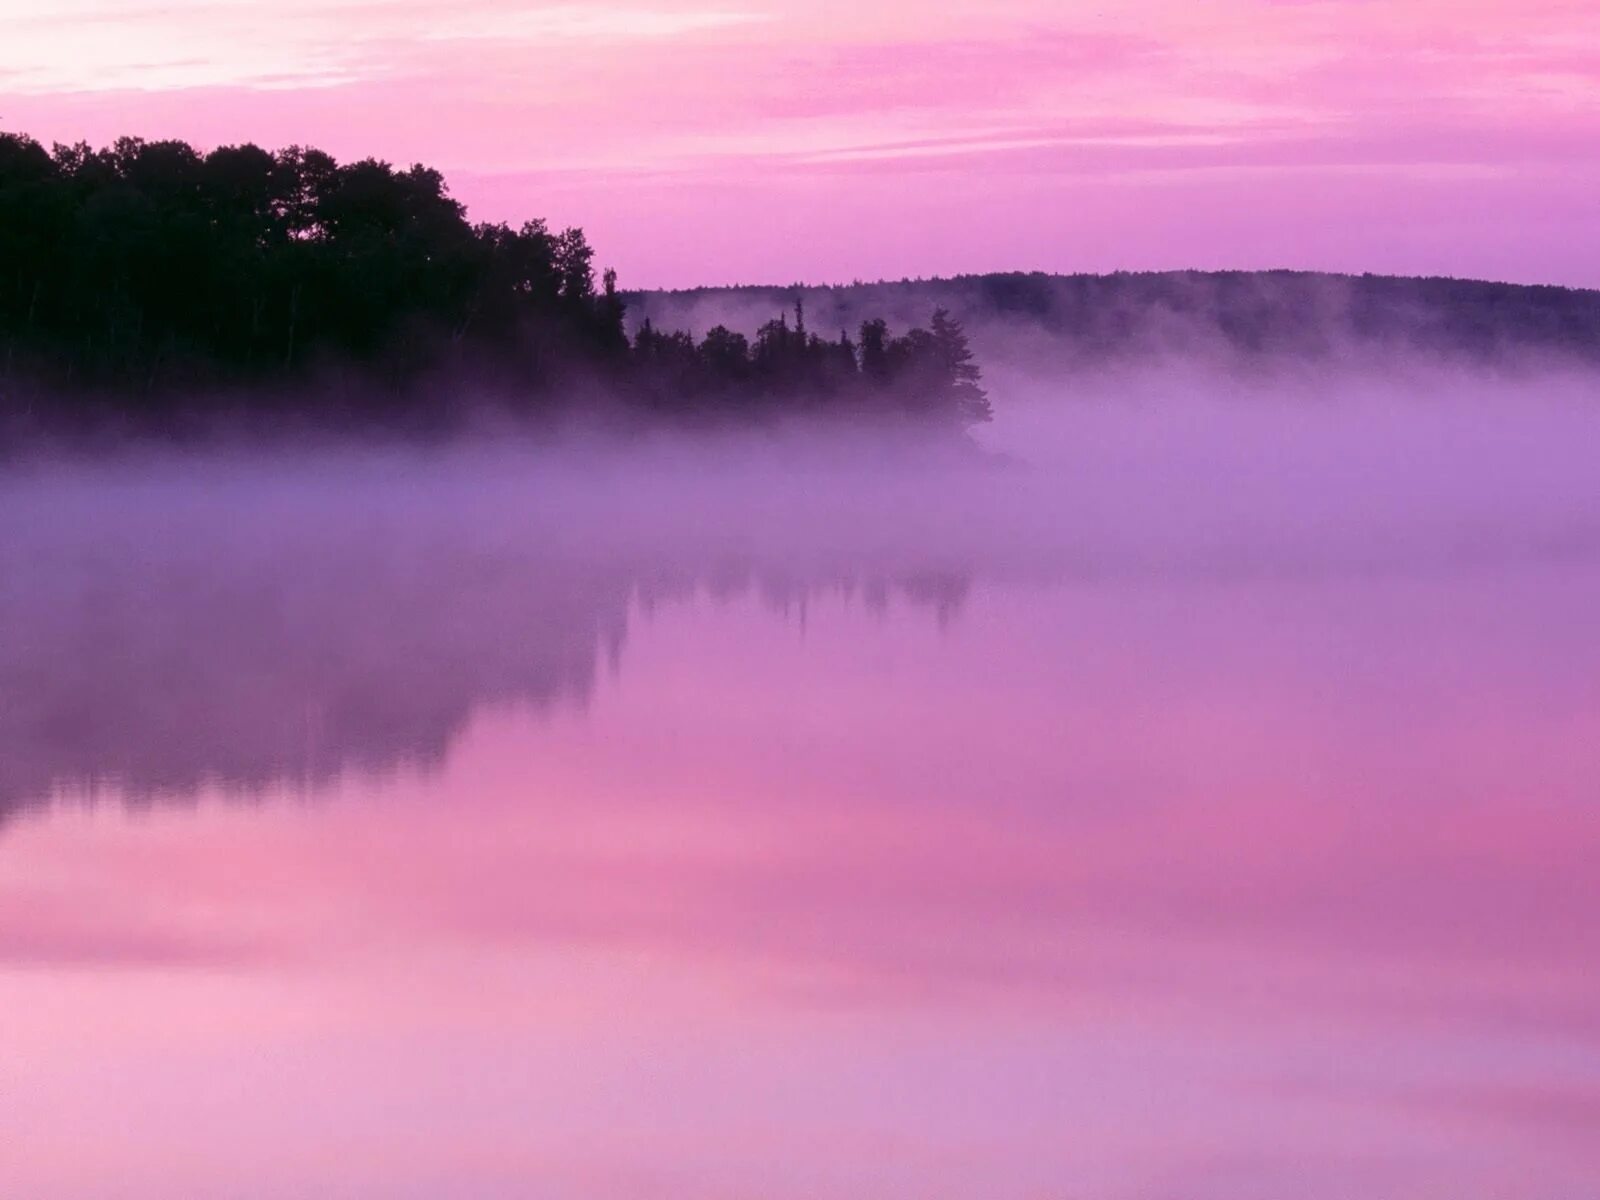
left=3, top=377, right=1599, bottom=1199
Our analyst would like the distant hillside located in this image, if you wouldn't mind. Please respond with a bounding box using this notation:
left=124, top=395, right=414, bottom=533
left=631, top=271, right=1600, bottom=372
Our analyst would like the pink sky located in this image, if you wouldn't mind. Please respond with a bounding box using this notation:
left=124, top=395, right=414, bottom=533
left=5, top=1, right=1600, bottom=288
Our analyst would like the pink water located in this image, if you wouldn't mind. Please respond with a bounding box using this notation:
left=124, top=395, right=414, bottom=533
left=3, top=394, right=1599, bottom=1198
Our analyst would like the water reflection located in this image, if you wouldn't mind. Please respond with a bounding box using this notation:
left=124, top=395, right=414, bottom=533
left=0, top=456, right=971, bottom=818
left=3, top=421, right=1600, bottom=1199
left=5, top=559, right=1599, bottom=1199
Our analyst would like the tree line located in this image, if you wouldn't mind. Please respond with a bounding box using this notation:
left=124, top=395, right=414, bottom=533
left=632, top=300, right=989, bottom=423
left=0, top=131, right=988, bottom=429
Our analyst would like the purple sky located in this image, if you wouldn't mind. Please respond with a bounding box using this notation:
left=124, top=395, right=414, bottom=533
left=6, top=1, right=1599, bottom=288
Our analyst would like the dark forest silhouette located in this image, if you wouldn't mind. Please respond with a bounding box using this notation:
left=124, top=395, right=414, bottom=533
left=0, top=131, right=989, bottom=431
left=632, top=300, right=990, bottom=423
left=636, top=270, right=1600, bottom=371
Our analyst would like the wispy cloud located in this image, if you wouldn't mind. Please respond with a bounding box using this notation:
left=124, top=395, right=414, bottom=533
left=423, top=5, right=768, bottom=40
left=0, top=1, right=770, bottom=93
left=8, top=0, right=1600, bottom=284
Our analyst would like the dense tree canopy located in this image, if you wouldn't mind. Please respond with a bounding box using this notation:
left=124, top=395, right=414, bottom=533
left=633, top=300, right=990, bottom=424
left=0, top=131, right=988, bottom=431
left=636, top=270, right=1600, bottom=371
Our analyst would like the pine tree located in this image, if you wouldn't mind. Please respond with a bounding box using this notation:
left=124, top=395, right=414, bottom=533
left=930, top=308, right=991, bottom=425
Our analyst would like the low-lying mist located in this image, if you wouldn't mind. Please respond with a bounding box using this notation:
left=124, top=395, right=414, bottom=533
left=4, top=359, right=1599, bottom=816
left=632, top=270, right=1600, bottom=376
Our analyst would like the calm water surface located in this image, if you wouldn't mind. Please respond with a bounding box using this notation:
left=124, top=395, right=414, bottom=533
left=3, top=395, right=1599, bottom=1199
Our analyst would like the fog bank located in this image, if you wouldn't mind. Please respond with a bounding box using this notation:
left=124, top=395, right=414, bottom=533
left=4, top=362, right=1598, bottom=815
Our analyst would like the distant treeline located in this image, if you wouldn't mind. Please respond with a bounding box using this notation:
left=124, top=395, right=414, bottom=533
left=633, top=303, right=989, bottom=423
left=634, top=271, right=1600, bottom=370
left=0, top=131, right=988, bottom=430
